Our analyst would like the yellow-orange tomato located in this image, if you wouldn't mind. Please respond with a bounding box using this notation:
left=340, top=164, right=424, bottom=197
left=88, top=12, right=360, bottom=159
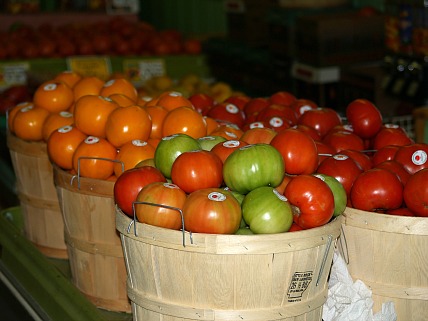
left=99, top=78, right=138, bottom=103
left=157, top=91, right=194, bottom=111
left=143, top=105, right=168, bottom=139
left=33, top=81, right=74, bottom=113
left=74, top=95, right=119, bottom=138
left=210, top=124, right=243, bottom=140
left=72, top=136, right=118, bottom=180
left=109, top=93, right=136, bottom=107
left=13, top=105, right=50, bottom=141
left=162, top=106, right=207, bottom=139
left=105, top=105, right=152, bottom=148
left=72, top=76, right=105, bottom=102
left=114, top=139, right=155, bottom=177
left=204, top=116, right=220, bottom=135
left=7, top=101, right=33, bottom=133
left=47, top=125, right=87, bottom=170
left=53, top=71, right=82, bottom=88
left=42, top=111, right=74, bottom=142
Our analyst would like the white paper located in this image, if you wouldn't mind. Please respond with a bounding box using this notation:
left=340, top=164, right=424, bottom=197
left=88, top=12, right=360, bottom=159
left=322, top=250, right=397, bottom=321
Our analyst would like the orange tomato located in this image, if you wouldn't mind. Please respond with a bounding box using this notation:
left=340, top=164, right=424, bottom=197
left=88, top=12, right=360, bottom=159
left=147, top=137, right=161, bottom=149
left=7, top=101, right=33, bottom=134
left=162, top=106, right=207, bottom=139
left=114, top=139, right=155, bottom=177
left=109, top=93, right=136, bottom=107
left=53, top=71, right=82, bottom=88
left=203, top=116, right=220, bottom=135
left=142, top=95, right=159, bottom=107
left=210, top=124, right=243, bottom=140
left=33, top=81, right=74, bottom=113
left=105, top=105, right=152, bottom=148
left=157, top=91, right=194, bottom=111
left=74, top=95, right=119, bottom=138
left=72, top=136, right=118, bottom=180
left=42, top=111, right=74, bottom=142
left=47, top=125, right=87, bottom=170
left=99, top=78, right=138, bottom=102
left=13, top=105, right=50, bottom=141
left=72, top=76, right=105, bottom=102
left=144, top=105, right=168, bottom=139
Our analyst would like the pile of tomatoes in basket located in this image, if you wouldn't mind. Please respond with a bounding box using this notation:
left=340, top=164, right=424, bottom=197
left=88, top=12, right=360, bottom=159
left=6, top=70, right=428, bottom=236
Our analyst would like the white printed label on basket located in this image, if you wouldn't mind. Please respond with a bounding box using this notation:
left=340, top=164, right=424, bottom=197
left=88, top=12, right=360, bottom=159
left=287, top=271, right=313, bottom=302
left=412, top=150, right=427, bottom=165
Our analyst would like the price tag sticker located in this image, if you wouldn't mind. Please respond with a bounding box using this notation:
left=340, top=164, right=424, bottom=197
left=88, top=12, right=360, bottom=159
left=0, top=62, right=30, bottom=88
left=67, top=56, right=111, bottom=80
left=123, top=59, right=166, bottom=86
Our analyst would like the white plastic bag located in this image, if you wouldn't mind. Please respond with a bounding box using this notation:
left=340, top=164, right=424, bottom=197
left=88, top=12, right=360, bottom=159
left=322, top=249, right=397, bottom=321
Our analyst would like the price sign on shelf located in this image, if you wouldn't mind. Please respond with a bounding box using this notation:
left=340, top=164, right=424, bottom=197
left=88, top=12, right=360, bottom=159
left=123, top=59, right=166, bottom=86
left=67, top=56, right=111, bottom=80
left=0, top=62, right=30, bottom=88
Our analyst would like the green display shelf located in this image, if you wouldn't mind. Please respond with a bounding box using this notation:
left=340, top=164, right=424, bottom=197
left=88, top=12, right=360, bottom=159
left=0, top=206, right=132, bottom=321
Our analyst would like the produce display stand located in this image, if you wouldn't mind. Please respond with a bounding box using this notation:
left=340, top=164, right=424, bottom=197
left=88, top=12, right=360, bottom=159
left=0, top=206, right=132, bottom=321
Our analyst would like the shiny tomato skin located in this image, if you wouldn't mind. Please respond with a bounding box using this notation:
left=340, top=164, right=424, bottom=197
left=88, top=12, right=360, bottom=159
left=211, top=140, right=248, bottom=163
left=322, top=130, right=365, bottom=153
left=316, top=154, right=363, bottom=201
left=207, top=102, right=246, bottom=128
left=372, top=145, right=400, bottom=166
left=297, top=107, right=342, bottom=138
left=374, top=160, right=411, bottom=185
left=270, top=128, right=318, bottom=175
left=114, top=166, right=167, bottom=217
left=135, top=182, right=187, bottom=230
left=403, top=168, right=428, bottom=217
left=284, top=174, right=335, bottom=229
left=315, top=141, right=336, bottom=165
left=183, top=188, right=242, bottom=234
left=256, top=104, right=298, bottom=125
left=290, top=98, right=318, bottom=118
left=386, top=207, right=415, bottom=216
left=346, top=99, right=383, bottom=139
left=373, top=124, right=413, bottom=150
left=350, top=168, right=404, bottom=211
left=340, top=149, right=373, bottom=172
left=394, top=143, right=428, bottom=175
left=171, top=150, right=223, bottom=194
left=293, top=124, right=321, bottom=141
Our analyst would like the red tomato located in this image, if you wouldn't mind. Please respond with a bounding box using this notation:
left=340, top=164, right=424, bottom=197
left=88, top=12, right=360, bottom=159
left=350, top=168, right=403, bottom=211
left=293, top=124, right=321, bottom=141
left=374, top=160, right=411, bottom=185
left=207, top=102, right=246, bottom=128
left=256, top=104, right=298, bottom=125
left=394, top=143, right=428, bottom=175
left=403, top=168, right=428, bottom=217
left=284, top=174, right=335, bottom=229
left=241, top=120, right=268, bottom=132
left=315, top=141, right=336, bottom=165
left=114, top=166, right=167, bottom=217
left=373, top=124, right=413, bottom=150
left=270, top=128, right=318, bottom=175
left=243, top=97, right=269, bottom=117
left=224, top=94, right=251, bottom=110
left=268, top=91, right=296, bottom=107
left=288, top=222, right=304, bottom=232
left=298, top=107, right=342, bottom=138
left=171, top=150, right=223, bottom=193
left=135, top=182, right=187, bottom=230
left=386, top=207, right=415, bottom=216
left=340, top=149, right=373, bottom=172
left=371, top=145, right=400, bottom=166
left=265, top=116, right=291, bottom=132
left=211, top=140, right=248, bottom=163
left=317, top=154, right=363, bottom=201
left=183, top=188, right=242, bottom=234
left=188, top=93, right=215, bottom=115
left=346, top=99, right=383, bottom=139
left=290, top=98, right=318, bottom=118
left=322, top=130, right=365, bottom=153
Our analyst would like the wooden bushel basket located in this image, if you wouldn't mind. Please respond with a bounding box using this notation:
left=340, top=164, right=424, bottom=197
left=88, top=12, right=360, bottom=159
left=116, top=208, right=342, bottom=321
left=53, top=165, right=131, bottom=313
left=341, top=207, right=428, bottom=320
left=6, top=132, right=68, bottom=259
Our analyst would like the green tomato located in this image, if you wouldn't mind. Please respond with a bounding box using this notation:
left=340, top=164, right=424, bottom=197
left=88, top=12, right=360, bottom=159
left=313, top=173, right=347, bottom=217
left=242, top=186, right=293, bottom=234
left=223, top=143, right=285, bottom=194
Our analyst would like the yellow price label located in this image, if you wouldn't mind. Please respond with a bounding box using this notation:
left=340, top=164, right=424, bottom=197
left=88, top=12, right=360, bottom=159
left=67, top=56, right=111, bottom=80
